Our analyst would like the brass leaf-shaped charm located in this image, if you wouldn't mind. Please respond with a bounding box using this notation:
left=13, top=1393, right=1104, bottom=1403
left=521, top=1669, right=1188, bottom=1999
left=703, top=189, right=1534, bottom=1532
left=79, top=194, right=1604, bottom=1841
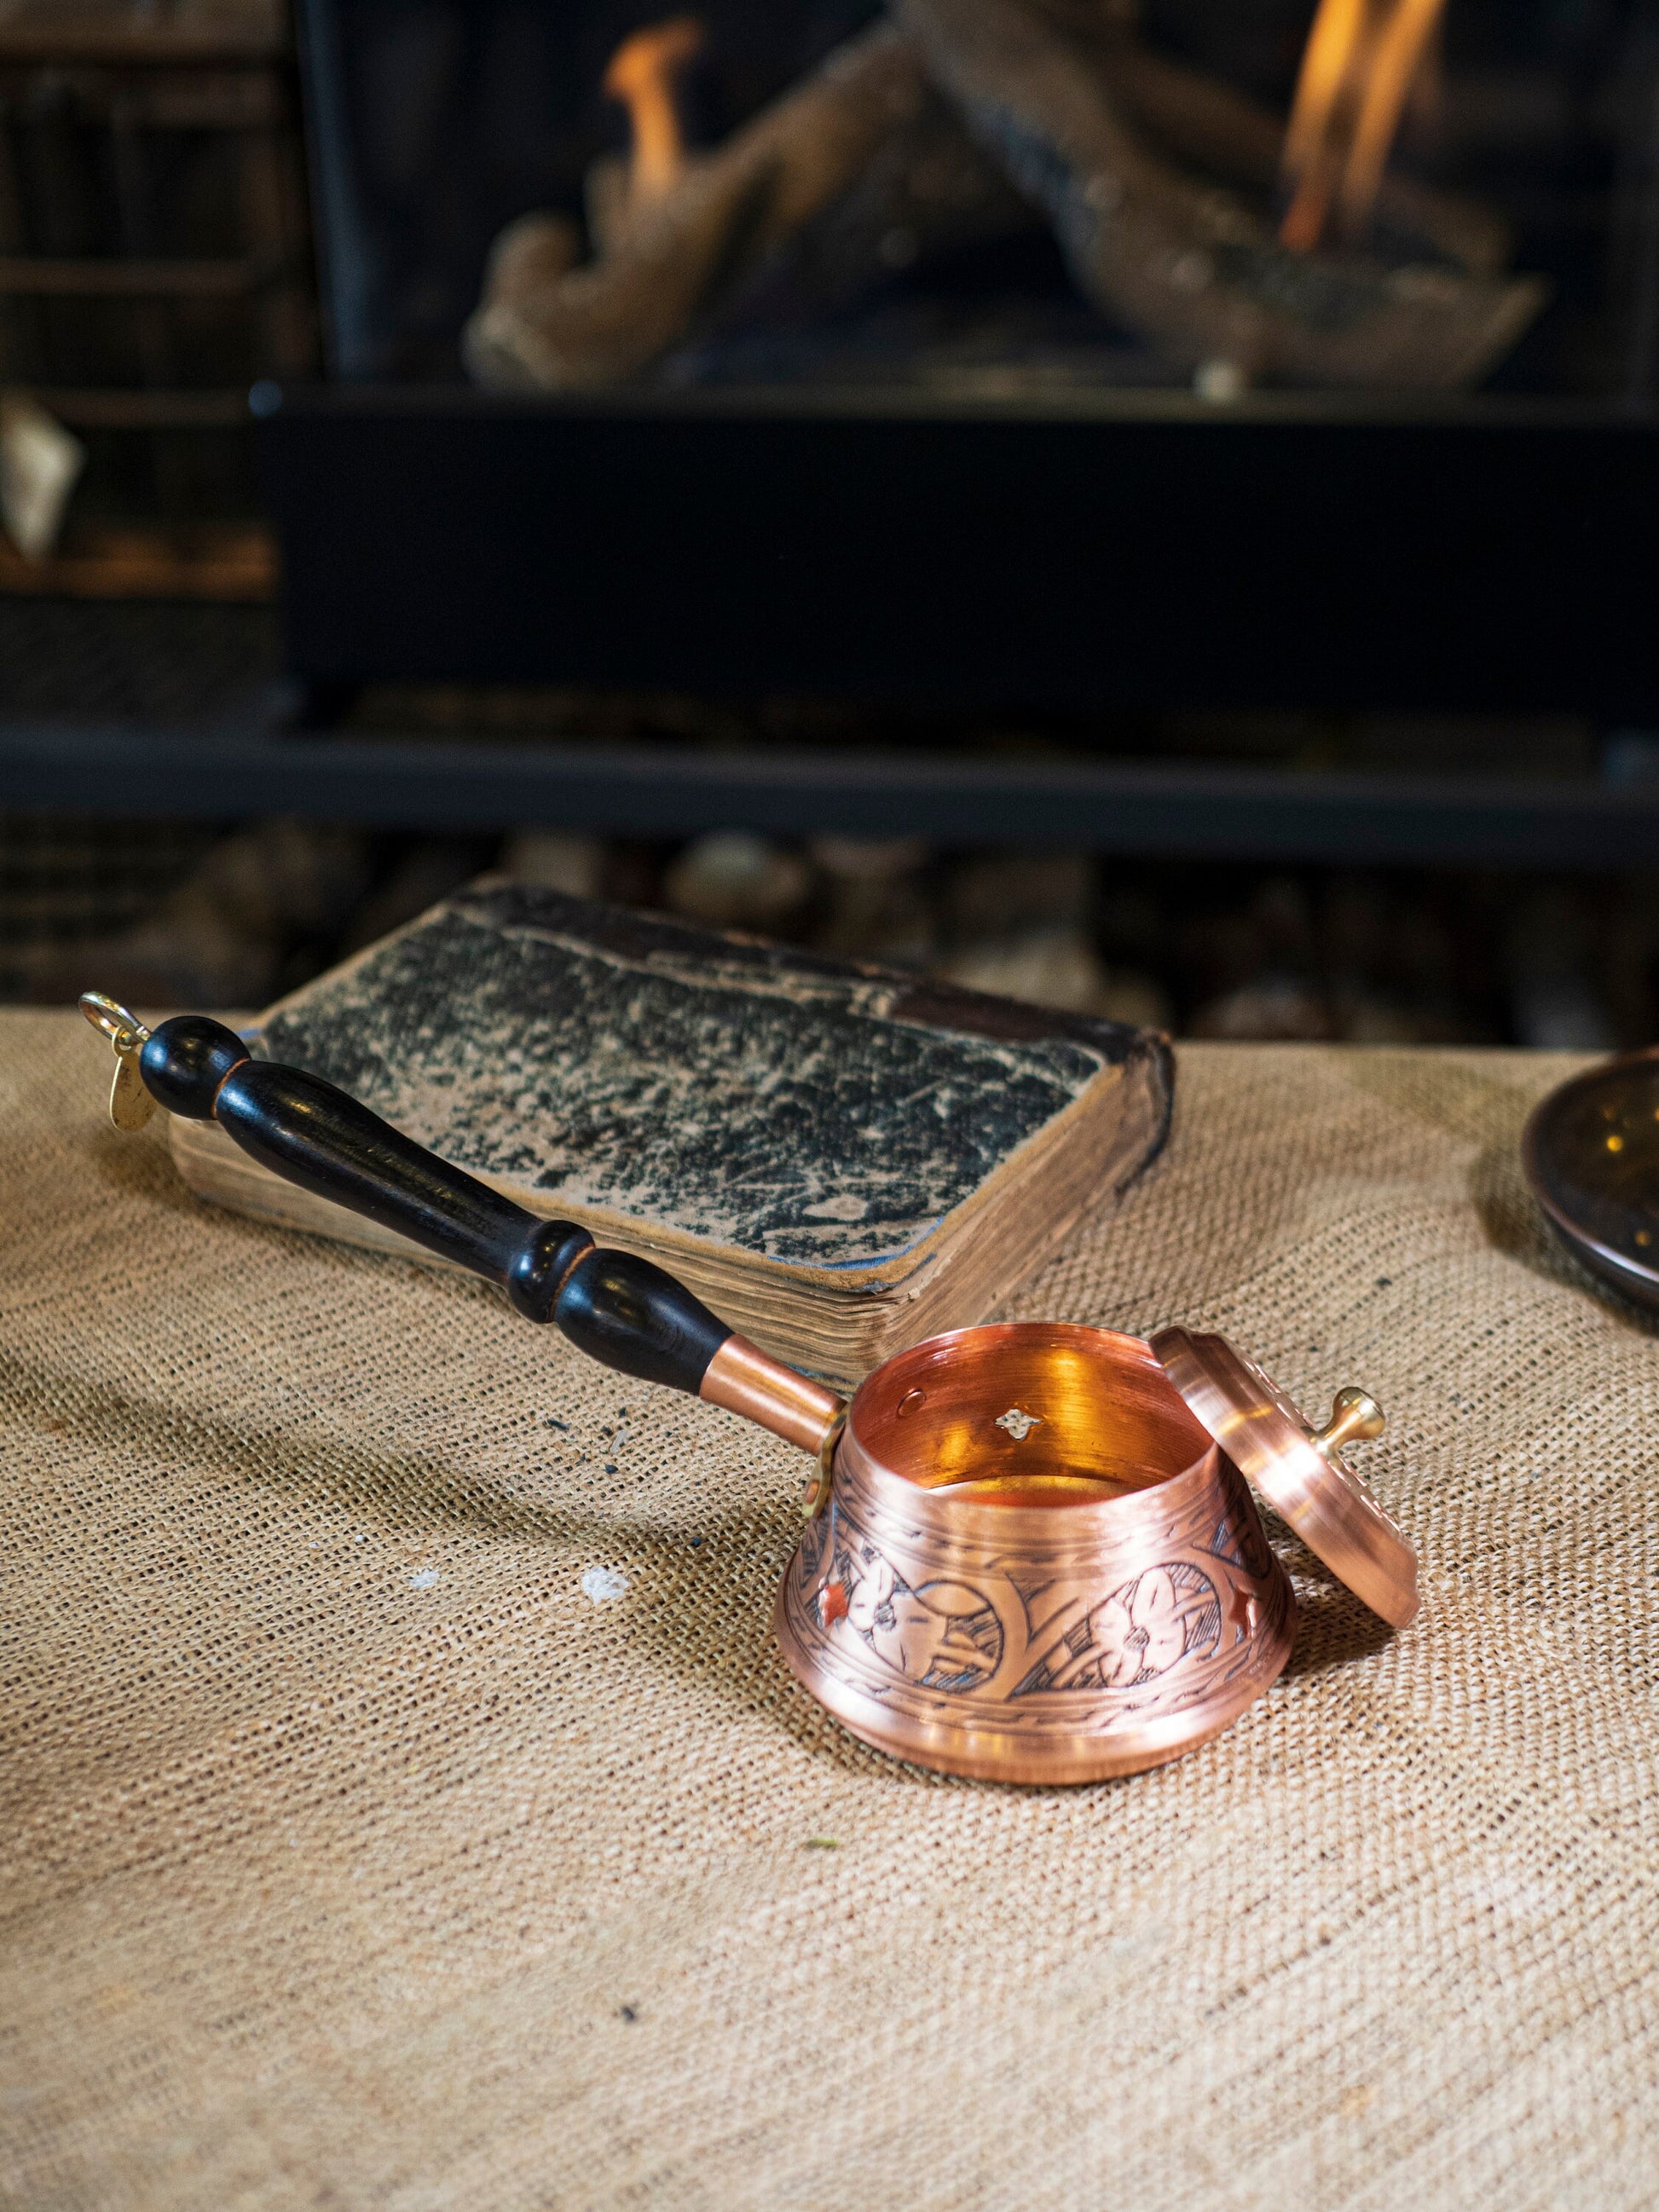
left=110, top=1048, right=156, bottom=1131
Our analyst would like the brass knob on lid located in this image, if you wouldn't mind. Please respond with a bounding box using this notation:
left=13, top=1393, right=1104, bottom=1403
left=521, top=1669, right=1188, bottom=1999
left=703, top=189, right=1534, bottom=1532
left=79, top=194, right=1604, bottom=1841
left=1313, top=1387, right=1385, bottom=1460
left=1148, top=1326, right=1419, bottom=1629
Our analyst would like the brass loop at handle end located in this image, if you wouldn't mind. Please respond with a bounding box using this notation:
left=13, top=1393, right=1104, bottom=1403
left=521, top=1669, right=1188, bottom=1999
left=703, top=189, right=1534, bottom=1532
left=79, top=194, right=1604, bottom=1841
left=1313, top=1386, right=1386, bottom=1460
left=79, top=991, right=151, bottom=1055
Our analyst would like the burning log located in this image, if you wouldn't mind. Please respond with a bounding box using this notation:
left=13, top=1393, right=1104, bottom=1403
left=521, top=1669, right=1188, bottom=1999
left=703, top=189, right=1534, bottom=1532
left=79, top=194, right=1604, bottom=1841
left=1084, top=36, right=1510, bottom=278
left=916, top=0, right=1506, bottom=272
left=893, top=0, right=1544, bottom=388
left=466, top=24, right=1020, bottom=392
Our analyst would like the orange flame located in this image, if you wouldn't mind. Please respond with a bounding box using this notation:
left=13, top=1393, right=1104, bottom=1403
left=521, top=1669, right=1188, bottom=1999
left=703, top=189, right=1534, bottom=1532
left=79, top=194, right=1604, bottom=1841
left=1280, top=0, right=1447, bottom=251
left=603, top=16, right=705, bottom=207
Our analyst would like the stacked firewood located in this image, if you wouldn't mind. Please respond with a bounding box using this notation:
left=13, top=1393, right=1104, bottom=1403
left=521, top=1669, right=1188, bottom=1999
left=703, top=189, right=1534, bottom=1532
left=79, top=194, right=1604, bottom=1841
left=465, top=0, right=1543, bottom=394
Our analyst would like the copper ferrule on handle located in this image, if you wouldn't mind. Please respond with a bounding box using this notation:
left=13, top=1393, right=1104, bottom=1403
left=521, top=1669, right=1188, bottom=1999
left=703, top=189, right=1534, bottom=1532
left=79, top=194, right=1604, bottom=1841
left=700, top=1336, right=844, bottom=1457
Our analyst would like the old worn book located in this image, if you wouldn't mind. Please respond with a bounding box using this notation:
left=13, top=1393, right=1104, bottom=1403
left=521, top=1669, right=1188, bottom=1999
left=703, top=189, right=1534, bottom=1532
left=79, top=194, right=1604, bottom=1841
left=169, top=881, right=1174, bottom=1385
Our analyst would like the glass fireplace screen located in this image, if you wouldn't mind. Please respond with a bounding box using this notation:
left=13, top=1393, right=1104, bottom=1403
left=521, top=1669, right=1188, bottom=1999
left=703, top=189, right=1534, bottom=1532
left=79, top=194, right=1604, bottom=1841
left=301, top=0, right=1659, bottom=401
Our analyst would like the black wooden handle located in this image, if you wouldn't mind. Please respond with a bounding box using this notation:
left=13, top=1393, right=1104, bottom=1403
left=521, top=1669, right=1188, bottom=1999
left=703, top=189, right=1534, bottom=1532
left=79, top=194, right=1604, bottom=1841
left=140, top=1014, right=734, bottom=1394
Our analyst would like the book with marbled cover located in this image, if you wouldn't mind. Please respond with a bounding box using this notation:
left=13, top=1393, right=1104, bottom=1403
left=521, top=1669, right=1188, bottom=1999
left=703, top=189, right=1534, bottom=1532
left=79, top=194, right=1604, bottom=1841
left=170, top=883, right=1174, bottom=1379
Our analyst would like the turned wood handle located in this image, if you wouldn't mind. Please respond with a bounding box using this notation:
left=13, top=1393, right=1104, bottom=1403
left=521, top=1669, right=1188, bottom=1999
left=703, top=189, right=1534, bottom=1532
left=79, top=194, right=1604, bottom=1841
left=139, top=1014, right=734, bottom=1396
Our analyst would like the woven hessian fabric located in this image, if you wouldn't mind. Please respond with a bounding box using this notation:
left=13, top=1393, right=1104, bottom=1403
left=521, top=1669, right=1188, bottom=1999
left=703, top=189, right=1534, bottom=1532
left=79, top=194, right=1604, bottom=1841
left=3, top=1011, right=1656, bottom=2209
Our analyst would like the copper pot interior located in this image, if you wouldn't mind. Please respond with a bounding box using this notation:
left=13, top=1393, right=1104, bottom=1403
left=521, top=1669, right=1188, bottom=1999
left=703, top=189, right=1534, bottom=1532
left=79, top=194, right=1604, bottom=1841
left=850, top=1325, right=1217, bottom=1506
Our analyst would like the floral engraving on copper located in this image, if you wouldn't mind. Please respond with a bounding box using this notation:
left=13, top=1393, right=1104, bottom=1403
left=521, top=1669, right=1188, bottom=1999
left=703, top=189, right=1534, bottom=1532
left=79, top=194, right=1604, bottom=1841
left=816, top=1519, right=1003, bottom=1692
left=1012, top=1562, right=1220, bottom=1694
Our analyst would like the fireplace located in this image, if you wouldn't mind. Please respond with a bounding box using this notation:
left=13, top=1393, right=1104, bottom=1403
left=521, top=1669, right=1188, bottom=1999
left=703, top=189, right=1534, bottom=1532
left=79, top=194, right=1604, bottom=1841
left=263, top=0, right=1659, bottom=715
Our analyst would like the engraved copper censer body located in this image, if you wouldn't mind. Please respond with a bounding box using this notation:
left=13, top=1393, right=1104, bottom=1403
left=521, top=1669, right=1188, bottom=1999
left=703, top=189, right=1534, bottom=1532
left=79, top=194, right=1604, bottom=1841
left=774, top=1325, right=1297, bottom=1782
left=82, top=994, right=1421, bottom=1786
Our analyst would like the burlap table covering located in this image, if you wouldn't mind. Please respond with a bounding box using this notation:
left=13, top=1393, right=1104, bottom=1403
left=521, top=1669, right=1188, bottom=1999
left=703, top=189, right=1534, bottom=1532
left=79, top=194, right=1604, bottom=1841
left=4, top=1010, right=1656, bottom=2209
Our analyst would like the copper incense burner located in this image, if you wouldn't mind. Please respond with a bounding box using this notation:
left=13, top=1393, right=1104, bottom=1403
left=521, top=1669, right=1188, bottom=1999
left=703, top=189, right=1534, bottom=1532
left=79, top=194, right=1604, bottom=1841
left=771, top=1322, right=1411, bottom=1782
left=82, top=993, right=1421, bottom=1786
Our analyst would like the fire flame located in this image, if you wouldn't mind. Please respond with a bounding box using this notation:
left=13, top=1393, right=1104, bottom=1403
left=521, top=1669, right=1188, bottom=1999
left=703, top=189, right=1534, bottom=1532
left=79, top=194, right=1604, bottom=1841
left=603, top=16, right=705, bottom=207
left=1280, top=0, right=1447, bottom=252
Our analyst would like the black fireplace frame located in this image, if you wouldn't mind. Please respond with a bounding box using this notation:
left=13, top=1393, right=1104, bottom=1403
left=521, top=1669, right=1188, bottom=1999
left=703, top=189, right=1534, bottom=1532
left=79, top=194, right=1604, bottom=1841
left=258, top=382, right=1659, bottom=722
